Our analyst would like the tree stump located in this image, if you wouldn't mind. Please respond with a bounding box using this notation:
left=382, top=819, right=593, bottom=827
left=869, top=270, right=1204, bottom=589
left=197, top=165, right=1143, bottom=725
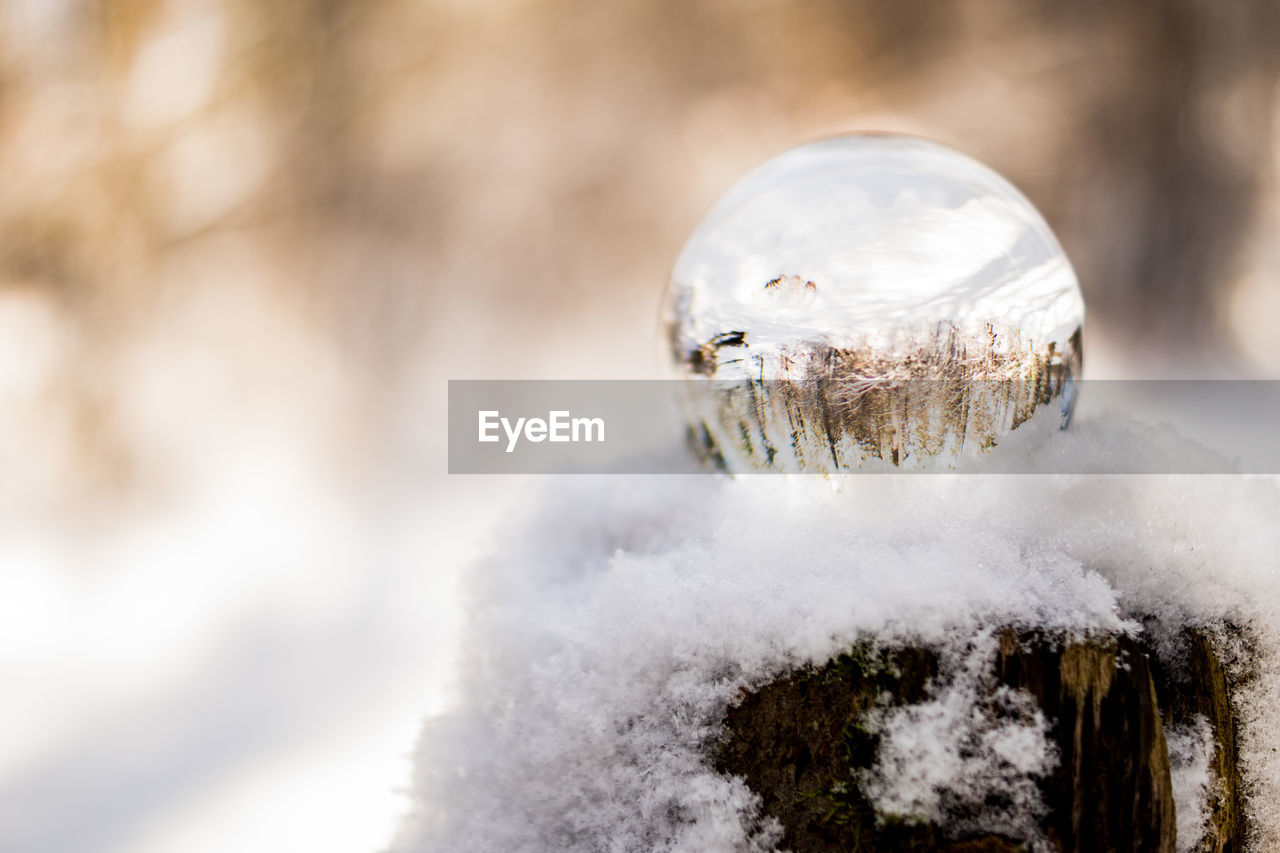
left=715, top=627, right=1242, bottom=852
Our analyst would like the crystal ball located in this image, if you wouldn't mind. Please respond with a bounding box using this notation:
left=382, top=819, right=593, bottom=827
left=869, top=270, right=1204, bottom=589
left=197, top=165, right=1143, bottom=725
left=664, top=135, right=1084, bottom=472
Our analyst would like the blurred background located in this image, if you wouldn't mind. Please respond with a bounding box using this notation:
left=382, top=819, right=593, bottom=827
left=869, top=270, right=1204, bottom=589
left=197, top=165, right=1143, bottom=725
left=1, top=1, right=1278, bottom=851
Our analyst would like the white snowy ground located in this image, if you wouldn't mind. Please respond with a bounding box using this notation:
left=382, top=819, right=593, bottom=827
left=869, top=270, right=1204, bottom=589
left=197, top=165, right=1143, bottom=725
left=0, top=282, right=476, bottom=853
left=395, top=415, right=1280, bottom=852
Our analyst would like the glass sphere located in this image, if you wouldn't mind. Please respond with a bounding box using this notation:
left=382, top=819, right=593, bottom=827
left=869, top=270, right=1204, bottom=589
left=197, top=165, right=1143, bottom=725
left=664, top=135, right=1084, bottom=472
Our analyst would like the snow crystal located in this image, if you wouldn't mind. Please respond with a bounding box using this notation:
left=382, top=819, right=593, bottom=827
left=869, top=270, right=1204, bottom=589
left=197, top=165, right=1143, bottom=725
left=1168, top=715, right=1217, bottom=853
left=859, top=630, right=1056, bottom=848
left=398, top=416, right=1280, bottom=852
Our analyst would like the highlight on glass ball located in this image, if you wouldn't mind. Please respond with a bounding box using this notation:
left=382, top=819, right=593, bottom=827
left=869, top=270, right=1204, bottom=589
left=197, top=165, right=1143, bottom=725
left=664, top=134, right=1085, bottom=473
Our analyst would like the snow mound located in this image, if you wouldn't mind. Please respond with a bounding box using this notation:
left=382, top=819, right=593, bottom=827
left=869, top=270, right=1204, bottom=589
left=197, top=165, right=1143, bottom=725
left=398, top=419, right=1280, bottom=852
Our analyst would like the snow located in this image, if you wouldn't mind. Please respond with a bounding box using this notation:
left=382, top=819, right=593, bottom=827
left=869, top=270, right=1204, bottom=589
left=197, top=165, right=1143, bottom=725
left=859, top=631, right=1056, bottom=848
left=396, top=408, right=1280, bottom=851
left=1168, top=715, right=1217, bottom=853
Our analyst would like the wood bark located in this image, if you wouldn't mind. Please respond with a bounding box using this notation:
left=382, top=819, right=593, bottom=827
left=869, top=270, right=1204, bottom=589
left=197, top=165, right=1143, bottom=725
left=715, top=627, right=1242, bottom=852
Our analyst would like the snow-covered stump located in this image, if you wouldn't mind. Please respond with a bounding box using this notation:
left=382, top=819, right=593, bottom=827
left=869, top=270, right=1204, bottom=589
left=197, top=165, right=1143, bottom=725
left=397, top=139, right=1280, bottom=853
left=715, top=626, right=1242, bottom=853
left=656, top=134, right=1249, bottom=852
